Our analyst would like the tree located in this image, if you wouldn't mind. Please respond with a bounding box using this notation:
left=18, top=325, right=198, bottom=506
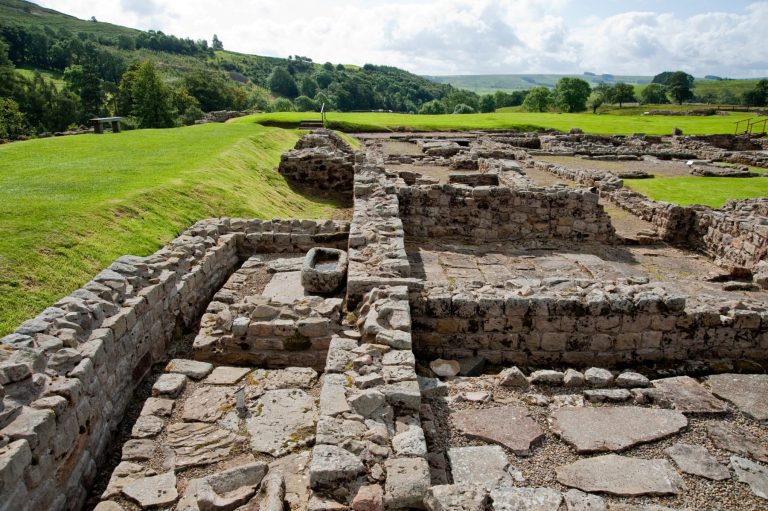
left=453, top=103, right=474, bottom=114
left=742, top=79, right=768, bottom=107
left=640, top=83, right=669, bottom=104
left=268, top=67, right=299, bottom=98
left=270, top=97, right=295, bottom=112
left=63, top=63, right=104, bottom=120
left=131, top=61, right=174, bottom=128
left=0, top=40, right=20, bottom=99
left=0, top=98, right=26, bottom=139
left=443, top=90, right=479, bottom=113
left=418, top=99, right=445, bottom=115
left=667, top=71, right=695, bottom=105
left=294, top=95, right=318, bottom=111
left=479, top=95, right=496, bottom=113
left=212, top=34, right=223, bottom=50
left=522, top=87, right=552, bottom=112
left=182, top=70, right=233, bottom=111
left=553, top=77, right=591, bottom=112
left=299, top=76, right=318, bottom=98
left=315, top=70, right=334, bottom=89
left=610, top=82, right=636, bottom=108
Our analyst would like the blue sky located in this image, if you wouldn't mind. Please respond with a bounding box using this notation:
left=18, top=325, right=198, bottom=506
left=38, top=0, right=768, bottom=77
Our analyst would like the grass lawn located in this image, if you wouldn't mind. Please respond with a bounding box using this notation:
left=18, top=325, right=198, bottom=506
left=235, top=111, right=756, bottom=135
left=624, top=176, right=768, bottom=208
left=0, top=123, right=341, bottom=335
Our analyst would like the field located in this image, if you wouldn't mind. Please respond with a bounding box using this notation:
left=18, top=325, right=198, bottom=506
left=0, top=123, right=343, bottom=334
left=237, top=111, right=756, bottom=136
left=624, top=175, right=768, bottom=208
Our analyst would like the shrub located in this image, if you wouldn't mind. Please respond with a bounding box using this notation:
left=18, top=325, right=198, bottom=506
left=479, top=95, right=496, bottom=113
left=294, top=95, right=318, bottom=112
left=522, top=87, right=553, bottom=112
left=418, top=100, right=445, bottom=115
left=0, top=98, right=26, bottom=139
left=453, top=103, right=475, bottom=114
left=270, top=97, right=295, bottom=112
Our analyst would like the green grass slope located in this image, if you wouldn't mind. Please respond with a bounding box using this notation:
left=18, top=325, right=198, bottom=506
left=238, top=111, right=756, bottom=135
left=0, top=123, right=341, bottom=334
left=625, top=176, right=768, bottom=208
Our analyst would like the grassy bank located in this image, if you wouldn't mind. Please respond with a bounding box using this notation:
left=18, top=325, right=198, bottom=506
left=0, top=123, right=341, bottom=334
left=236, top=111, right=755, bottom=135
left=624, top=176, right=768, bottom=208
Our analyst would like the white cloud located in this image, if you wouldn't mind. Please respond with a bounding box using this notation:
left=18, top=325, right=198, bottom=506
left=35, top=0, right=768, bottom=77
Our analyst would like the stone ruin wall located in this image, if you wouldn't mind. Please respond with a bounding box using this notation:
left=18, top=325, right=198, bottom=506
left=397, top=183, right=616, bottom=243
left=277, top=129, right=355, bottom=193
left=531, top=160, right=768, bottom=270
left=410, top=284, right=768, bottom=369
left=0, top=217, right=349, bottom=511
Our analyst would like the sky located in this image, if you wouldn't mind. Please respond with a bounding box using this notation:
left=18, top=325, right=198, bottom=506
left=37, top=0, right=768, bottom=78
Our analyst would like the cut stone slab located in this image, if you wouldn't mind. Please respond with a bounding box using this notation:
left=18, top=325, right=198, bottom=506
left=319, top=374, right=351, bottom=416
left=489, top=487, right=562, bottom=511
left=251, top=367, right=319, bottom=390
left=706, top=423, right=768, bottom=463
left=563, top=489, right=606, bottom=511
left=247, top=389, right=317, bottom=457
left=139, top=397, right=174, bottom=417
left=664, top=443, right=730, bottom=480
left=151, top=373, right=186, bottom=397
left=530, top=370, right=564, bottom=385
left=203, top=366, right=251, bottom=385
left=585, top=367, right=613, bottom=387
left=165, top=359, right=213, bottom=380
left=166, top=422, right=241, bottom=468
left=556, top=455, right=683, bottom=496
left=731, top=456, right=768, bottom=500
left=176, top=462, right=267, bottom=511
left=430, top=359, right=460, bottom=378
left=131, top=415, right=166, bottom=439
left=122, top=471, right=178, bottom=508
left=616, top=372, right=650, bottom=389
left=652, top=376, right=727, bottom=414
left=94, top=502, right=126, bottom=511
left=309, top=445, right=365, bottom=489
left=122, top=439, right=158, bottom=462
left=269, top=451, right=311, bottom=511
left=451, top=406, right=544, bottom=456
left=263, top=271, right=307, bottom=301
left=424, top=484, right=489, bottom=511
left=181, top=386, right=234, bottom=423
left=448, top=445, right=515, bottom=489
left=583, top=389, right=631, bottom=403
left=102, top=461, right=148, bottom=499
left=384, top=457, right=431, bottom=509
left=551, top=406, right=687, bottom=453
left=708, top=374, right=768, bottom=420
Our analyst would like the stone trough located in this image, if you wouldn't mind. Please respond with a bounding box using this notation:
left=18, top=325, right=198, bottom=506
left=301, top=247, right=348, bottom=294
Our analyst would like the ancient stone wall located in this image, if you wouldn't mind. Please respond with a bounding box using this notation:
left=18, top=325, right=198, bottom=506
left=533, top=160, right=768, bottom=268
left=278, top=130, right=355, bottom=193
left=410, top=283, right=768, bottom=368
left=398, top=184, right=616, bottom=243
left=0, top=217, right=349, bottom=511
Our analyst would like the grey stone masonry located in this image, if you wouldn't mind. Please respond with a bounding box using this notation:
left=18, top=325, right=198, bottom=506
left=278, top=130, right=355, bottom=193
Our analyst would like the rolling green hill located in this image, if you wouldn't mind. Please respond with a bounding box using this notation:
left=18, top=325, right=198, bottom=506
left=426, top=74, right=653, bottom=93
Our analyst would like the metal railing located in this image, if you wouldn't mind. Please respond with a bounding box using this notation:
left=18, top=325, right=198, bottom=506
left=735, top=117, right=768, bottom=135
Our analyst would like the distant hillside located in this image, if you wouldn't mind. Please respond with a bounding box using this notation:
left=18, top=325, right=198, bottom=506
left=0, top=0, right=453, bottom=113
left=425, top=73, right=653, bottom=93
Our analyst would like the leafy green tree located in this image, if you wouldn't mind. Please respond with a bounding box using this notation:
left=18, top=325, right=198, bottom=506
left=0, top=40, right=20, bottom=99
left=742, top=79, right=768, bottom=107
left=294, top=95, right=318, bottom=111
left=589, top=97, right=603, bottom=114
left=172, top=87, right=202, bottom=124
left=479, top=95, right=496, bottom=113
left=63, top=62, right=104, bottom=119
left=131, top=61, right=175, bottom=128
left=609, top=82, right=636, bottom=107
left=270, top=97, right=295, bottom=112
left=0, top=98, right=26, bottom=139
left=212, top=34, right=223, bottom=50
left=453, top=103, right=475, bottom=114
left=640, top=83, right=669, bottom=104
left=313, top=91, right=336, bottom=111
left=553, top=77, right=591, bottom=112
left=315, top=70, right=334, bottom=89
left=522, top=87, right=553, bottom=112
left=666, top=71, right=695, bottom=105
left=418, top=99, right=445, bottom=114
left=182, top=70, right=233, bottom=111
left=268, top=67, right=299, bottom=98
left=443, top=90, right=479, bottom=113
left=493, top=90, right=528, bottom=108
left=719, top=90, right=738, bottom=105
left=299, top=76, right=318, bottom=98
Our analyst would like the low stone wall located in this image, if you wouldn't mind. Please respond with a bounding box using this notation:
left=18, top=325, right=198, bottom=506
left=398, top=184, right=615, bottom=243
left=410, top=283, right=768, bottom=368
left=0, top=217, right=349, bottom=511
left=309, top=286, right=429, bottom=509
left=278, top=130, right=355, bottom=193
left=347, top=154, right=417, bottom=304
left=532, top=160, right=768, bottom=268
